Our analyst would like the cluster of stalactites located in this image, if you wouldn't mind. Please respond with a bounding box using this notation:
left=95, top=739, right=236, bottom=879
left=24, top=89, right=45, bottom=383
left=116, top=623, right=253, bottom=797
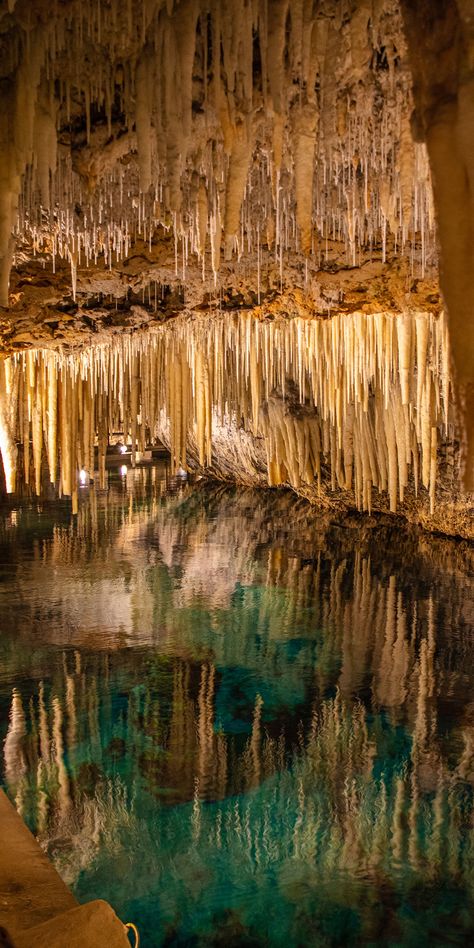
left=0, top=308, right=450, bottom=515
left=0, top=0, right=435, bottom=305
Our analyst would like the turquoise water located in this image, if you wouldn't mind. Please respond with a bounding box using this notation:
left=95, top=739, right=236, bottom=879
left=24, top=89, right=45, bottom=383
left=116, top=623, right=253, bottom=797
left=1, top=466, right=474, bottom=946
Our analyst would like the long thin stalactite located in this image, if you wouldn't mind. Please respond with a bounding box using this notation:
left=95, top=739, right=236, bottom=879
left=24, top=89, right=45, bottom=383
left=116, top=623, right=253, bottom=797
left=0, top=309, right=450, bottom=515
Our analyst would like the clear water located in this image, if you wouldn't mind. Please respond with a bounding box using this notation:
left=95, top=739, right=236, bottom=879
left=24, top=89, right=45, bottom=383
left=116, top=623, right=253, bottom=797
left=1, top=465, right=474, bottom=947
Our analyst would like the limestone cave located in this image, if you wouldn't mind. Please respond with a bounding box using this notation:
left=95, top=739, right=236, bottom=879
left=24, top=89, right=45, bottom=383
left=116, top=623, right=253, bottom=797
left=0, top=2, right=473, bottom=946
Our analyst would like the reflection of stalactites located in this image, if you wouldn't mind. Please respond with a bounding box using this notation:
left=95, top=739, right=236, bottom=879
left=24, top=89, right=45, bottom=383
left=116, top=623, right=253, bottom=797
left=197, top=662, right=216, bottom=792
left=168, top=661, right=195, bottom=796
left=407, top=769, right=420, bottom=871
left=426, top=593, right=436, bottom=700
left=38, top=682, right=50, bottom=764
left=391, top=775, right=405, bottom=869
left=215, top=731, right=228, bottom=800
left=261, top=732, right=279, bottom=783
left=307, top=707, right=319, bottom=756
left=265, top=546, right=283, bottom=587
left=191, top=775, right=201, bottom=843
left=369, top=781, right=388, bottom=870
left=292, top=777, right=306, bottom=860
left=196, top=664, right=227, bottom=798
left=457, top=726, right=474, bottom=784
left=338, top=554, right=371, bottom=697
left=52, top=695, right=72, bottom=819
left=391, top=592, right=410, bottom=705
left=88, top=676, right=101, bottom=759
left=413, top=636, right=433, bottom=755
left=376, top=581, right=410, bottom=709
left=446, top=783, right=462, bottom=878
left=248, top=693, right=263, bottom=789
left=65, top=674, right=78, bottom=756
left=3, top=689, right=27, bottom=806
left=426, top=768, right=445, bottom=873
left=36, top=758, right=49, bottom=835
left=376, top=574, right=396, bottom=705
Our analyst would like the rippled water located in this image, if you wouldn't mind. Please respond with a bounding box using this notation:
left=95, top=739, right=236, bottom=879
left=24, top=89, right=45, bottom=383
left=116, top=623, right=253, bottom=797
left=1, top=466, right=474, bottom=946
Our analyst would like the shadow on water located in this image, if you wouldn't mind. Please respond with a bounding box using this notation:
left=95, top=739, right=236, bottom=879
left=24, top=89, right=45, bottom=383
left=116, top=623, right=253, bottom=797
left=0, top=466, right=473, bottom=946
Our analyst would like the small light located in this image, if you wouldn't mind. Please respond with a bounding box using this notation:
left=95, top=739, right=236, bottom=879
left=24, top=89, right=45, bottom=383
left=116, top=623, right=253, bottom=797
left=120, top=444, right=127, bottom=454
left=79, top=469, right=88, bottom=485
left=120, top=464, right=127, bottom=476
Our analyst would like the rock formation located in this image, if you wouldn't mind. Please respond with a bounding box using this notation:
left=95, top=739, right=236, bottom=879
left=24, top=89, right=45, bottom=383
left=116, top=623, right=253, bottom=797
left=0, top=0, right=472, bottom=530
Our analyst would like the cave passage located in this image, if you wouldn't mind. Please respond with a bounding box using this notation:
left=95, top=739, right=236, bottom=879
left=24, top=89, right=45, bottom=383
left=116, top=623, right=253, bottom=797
left=0, top=1, right=473, bottom=944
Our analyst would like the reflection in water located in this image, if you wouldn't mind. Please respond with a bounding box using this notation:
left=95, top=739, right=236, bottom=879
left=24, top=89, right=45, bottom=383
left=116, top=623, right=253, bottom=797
left=1, top=469, right=473, bottom=946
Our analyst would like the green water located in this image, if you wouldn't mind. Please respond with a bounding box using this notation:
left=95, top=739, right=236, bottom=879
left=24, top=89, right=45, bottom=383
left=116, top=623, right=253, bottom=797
left=1, top=466, right=474, bottom=946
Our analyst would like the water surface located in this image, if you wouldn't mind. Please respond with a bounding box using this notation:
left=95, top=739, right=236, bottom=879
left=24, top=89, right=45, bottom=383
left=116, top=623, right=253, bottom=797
left=1, top=467, right=474, bottom=946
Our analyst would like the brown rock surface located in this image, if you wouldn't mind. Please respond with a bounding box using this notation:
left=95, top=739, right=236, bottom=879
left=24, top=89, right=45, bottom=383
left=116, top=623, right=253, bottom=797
left=0, top=791, right=129, bottom=946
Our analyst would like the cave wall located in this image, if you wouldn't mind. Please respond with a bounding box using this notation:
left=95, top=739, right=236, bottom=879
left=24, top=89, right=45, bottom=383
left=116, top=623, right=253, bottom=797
left=400, top=0, right=474, bottom=488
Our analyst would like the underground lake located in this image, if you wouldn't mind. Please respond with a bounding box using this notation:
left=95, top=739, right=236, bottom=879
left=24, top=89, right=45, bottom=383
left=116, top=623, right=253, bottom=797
left=1, top=465, right=473, bottom=946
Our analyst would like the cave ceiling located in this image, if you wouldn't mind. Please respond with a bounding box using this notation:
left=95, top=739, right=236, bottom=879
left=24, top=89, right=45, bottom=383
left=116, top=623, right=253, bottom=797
left=0, top=0, right=440, bottom=349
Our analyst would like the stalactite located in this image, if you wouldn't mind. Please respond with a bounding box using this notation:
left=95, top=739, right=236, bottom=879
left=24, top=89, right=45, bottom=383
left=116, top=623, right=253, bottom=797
left=0, top=356, right=19, bottom=492
left=0, top=0, right=436, bottom=303
left=292, top=104, right=318, bottom=256
left=0, top=308, right=450, bottom=516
